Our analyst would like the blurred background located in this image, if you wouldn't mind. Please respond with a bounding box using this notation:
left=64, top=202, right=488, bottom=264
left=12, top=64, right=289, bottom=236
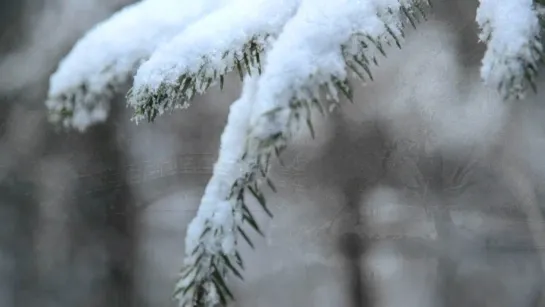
left=2, top=0, right=545, bottom=306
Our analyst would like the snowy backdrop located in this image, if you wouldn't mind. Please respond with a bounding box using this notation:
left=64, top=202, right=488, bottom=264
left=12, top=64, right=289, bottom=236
left=1, top=0, right=545, bottom=306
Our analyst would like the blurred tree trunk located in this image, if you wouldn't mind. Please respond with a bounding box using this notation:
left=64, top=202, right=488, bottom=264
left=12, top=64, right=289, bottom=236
left=0, top=94, right=47, bottom=307
left=62, top=98, right=138, bottom=307
left=0, top=0, right=139, bottom=304
left=316, top=111, right=393, bottom=307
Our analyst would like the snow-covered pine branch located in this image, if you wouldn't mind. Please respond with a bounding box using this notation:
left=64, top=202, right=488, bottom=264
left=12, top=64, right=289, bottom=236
left=174, top=74, right=274, bottom=306
left=247, top=0, right=430, bottom=159
left=170, top=1, right=430, bottom=306
left=45, top=0, right=228, bottom=131
left=127, top=0, right=300, bottom=123
left=476, top=0, right=544, bottom=99
left=43, top=0, right=545, bottom=306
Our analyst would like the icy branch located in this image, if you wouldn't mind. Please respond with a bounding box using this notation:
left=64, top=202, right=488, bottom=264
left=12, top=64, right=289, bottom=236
left=476, top=0, right=543, bottom=99
left=45, top=0, right=227, bottom=131
left=174, top=75, right=272, bottom=307
left=128, top=0, right=300, bottom=123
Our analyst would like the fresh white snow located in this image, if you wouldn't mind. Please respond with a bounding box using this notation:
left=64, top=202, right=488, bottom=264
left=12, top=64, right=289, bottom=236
left=46, top=0, right=228, bottom=131
left=128, top=0, right=300, bottom=123
left=175, top=75, right=258, bottom=306
left=248, top=0, right=408, bottom=146
left=476, top=0, right=542, bottom=99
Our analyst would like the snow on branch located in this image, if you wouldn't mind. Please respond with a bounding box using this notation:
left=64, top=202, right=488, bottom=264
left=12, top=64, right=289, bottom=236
left=45, top=0, right=226, bottom=131
left=171, top=2, right=430, bottom=304
left=173, top=74, right=277, bottom=306
left=476, top=0, right=544, bottom=99
left=127, top=0, right=300, bottom=123
left=247, top=0, right=430, bottom=157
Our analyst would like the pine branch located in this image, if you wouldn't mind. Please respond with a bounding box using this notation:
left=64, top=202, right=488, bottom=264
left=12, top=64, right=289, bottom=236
left=46, top=80, right=115, bottom=132
left=249, top=0, right=432, bottom=150
left=44, top=0, right=432, bottom=306
left=175, top=2, right=431, bottom=304
left=476, top=0, right=544, bottom=100
left=127, top=0, right=299, bottom=123
left=173, top=76, right=280, bottom=307
left=44, top=0, right=545, bottom=304
left=45, top=0, right=219, bottom=131
left=129, top=35, right=270, bottom=123
left=172, top=0, right=433, bottom=303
